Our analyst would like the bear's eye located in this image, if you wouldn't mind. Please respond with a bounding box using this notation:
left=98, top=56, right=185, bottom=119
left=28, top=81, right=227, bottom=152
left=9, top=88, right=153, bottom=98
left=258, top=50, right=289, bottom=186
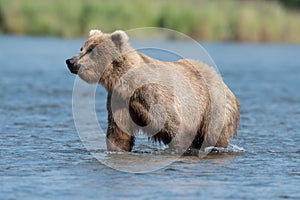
left=80, top=47, right=83, bottom=51
left=87, top=46, right=93, bottom=53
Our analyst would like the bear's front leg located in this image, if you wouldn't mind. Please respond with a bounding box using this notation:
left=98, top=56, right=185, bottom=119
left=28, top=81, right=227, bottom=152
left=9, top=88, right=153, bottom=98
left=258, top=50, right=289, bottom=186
left=106, top=122, right=135, bottom=152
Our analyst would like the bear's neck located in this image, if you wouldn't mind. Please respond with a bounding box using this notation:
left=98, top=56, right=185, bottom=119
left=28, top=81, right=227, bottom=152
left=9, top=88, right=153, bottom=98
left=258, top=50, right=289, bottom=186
left=100, top=50, right=146, bottom=92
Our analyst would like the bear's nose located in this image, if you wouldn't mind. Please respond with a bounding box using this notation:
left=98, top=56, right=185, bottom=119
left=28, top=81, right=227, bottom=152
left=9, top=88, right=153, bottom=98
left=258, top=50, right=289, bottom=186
left=66, top=58, right=74, bottom=66
left=66, top=58, right=78, bottom=74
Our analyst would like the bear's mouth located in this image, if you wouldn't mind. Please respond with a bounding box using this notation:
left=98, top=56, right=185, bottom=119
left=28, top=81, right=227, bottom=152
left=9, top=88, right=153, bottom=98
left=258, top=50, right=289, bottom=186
left=70, top=69, right=79, bottom=74
left=69, top=68, right=79, bottom=74
left=67, top=64, right=80, bottom=74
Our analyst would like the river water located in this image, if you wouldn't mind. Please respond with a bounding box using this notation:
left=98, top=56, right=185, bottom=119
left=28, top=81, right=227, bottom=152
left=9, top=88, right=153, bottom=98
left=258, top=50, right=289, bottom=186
left=1, top=36, right=299, bottom=199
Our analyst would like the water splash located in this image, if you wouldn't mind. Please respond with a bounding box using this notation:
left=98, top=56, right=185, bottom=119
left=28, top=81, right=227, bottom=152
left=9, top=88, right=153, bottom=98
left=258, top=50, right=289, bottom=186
left=205, top=144, right=246, bottom=154
left=104, top=143, right=246, bottom=157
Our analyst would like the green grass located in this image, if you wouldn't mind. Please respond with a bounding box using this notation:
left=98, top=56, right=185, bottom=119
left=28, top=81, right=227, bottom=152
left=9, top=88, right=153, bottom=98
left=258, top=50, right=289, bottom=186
left=0, top=0, right=300, bottom=42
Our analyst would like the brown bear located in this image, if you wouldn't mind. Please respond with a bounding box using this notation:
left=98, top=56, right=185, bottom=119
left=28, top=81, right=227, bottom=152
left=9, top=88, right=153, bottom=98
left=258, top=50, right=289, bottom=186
left=66, top=30, right=240, bottom=153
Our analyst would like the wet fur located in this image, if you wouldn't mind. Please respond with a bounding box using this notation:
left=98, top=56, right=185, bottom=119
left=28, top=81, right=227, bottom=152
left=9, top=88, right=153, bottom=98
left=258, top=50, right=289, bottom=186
left=66, top=30, right=240, bottom=152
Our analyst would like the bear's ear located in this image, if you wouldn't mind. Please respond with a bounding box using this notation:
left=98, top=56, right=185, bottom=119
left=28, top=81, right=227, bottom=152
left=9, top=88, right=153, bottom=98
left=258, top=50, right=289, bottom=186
left=89, top=29, right=102, bottom=37
left=111, top=30, right=129, bottom=47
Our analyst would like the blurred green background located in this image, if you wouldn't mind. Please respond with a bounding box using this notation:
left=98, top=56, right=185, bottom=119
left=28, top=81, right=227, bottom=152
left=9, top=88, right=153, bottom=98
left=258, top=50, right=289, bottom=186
left=0, top=0, right=300, bottom=42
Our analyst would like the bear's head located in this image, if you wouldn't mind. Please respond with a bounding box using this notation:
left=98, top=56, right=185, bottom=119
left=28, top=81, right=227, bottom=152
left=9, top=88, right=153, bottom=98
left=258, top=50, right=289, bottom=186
left=66, top=30, right=129, bottom=83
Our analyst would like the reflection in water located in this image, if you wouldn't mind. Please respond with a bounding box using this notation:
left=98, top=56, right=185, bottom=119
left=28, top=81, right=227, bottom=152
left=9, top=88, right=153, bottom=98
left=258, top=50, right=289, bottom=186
left=88, top=139, right=245, bottom=173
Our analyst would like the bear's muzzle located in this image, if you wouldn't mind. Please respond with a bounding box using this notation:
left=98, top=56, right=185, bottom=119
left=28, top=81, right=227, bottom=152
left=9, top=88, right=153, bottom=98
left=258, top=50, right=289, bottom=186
left=66, top=58, right=78, bottom=74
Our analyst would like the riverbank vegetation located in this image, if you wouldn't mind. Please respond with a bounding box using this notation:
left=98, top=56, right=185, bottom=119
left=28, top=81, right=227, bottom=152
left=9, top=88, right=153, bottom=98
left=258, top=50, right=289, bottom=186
left=0, top=0, right=299, bottom=42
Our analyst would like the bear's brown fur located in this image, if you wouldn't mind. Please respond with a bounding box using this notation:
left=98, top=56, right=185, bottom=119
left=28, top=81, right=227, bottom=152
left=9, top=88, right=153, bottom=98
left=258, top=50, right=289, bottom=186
left=66, top=30, right=240, bottom=153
